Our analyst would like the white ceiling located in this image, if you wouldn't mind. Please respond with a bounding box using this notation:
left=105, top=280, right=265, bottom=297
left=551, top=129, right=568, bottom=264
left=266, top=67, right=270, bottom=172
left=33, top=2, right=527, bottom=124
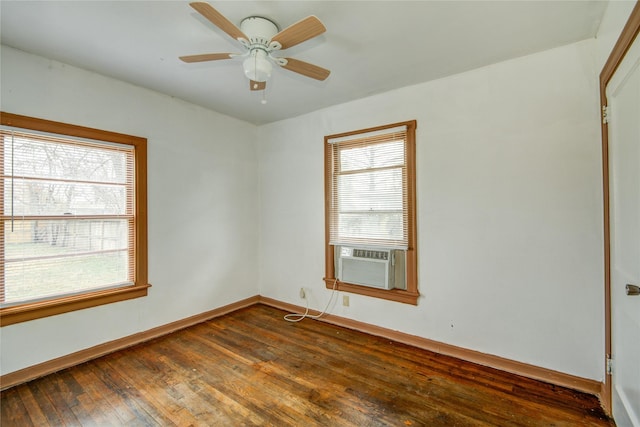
left=1, top=1, right=607, bottom=125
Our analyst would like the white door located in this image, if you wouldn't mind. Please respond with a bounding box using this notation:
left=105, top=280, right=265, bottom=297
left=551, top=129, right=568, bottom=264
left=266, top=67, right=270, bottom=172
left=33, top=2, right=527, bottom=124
left=606, top=31, right=640, bottom=427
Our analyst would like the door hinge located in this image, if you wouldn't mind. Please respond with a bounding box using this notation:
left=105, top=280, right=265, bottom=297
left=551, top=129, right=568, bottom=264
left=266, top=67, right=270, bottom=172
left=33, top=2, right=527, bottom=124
left=602, top=105, right=610, bottom=125
left=606, top=355, right=613, bottom=375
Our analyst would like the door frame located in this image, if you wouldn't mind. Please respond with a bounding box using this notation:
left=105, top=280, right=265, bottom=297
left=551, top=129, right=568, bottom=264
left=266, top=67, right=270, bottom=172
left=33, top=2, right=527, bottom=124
left=599, top=0, right=640, bottom=415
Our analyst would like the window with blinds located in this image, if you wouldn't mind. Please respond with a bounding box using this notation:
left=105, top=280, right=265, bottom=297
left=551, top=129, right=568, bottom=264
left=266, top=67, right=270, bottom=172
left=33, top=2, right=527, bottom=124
left=0, top=130, right=134, bottom=305
left=327, top=123, right=413, bottom=248
left=0, top=113, right=148, bottom=326
left=324, top=120, right=418, bottom=304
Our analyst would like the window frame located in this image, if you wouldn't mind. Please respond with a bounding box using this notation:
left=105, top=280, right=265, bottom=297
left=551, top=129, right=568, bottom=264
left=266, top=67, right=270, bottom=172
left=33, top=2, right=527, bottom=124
left=0, top=112, right=149, bottom=326
left=324, top=120, right=418, bottom=305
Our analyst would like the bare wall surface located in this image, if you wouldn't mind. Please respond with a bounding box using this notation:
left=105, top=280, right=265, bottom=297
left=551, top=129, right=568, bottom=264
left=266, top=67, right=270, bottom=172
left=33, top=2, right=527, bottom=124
left=0, top=46, right=260, bottom=375
left=596, top=0, right=638, bottom=70
left=258, top=39, right=605, bottom=381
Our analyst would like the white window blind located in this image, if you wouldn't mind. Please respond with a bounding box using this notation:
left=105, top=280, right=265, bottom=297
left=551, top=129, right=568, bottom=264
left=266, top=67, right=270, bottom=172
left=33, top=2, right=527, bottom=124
left=327, top=125, right=410, bottom=249
left=0, top=129, right=135, bottom=306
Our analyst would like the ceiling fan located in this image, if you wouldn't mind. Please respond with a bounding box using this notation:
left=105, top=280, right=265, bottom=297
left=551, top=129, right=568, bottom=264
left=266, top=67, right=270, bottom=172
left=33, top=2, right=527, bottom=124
left=180, top=2, right=330, bottom=93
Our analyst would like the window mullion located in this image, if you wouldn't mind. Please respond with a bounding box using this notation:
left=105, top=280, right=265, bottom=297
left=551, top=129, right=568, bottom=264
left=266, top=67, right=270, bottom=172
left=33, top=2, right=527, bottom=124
left=335, top=164, right=403, bottom=176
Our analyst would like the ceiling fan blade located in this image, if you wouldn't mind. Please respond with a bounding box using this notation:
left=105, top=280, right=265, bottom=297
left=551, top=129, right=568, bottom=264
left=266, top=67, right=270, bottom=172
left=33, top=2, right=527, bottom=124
left=281, top=58, right=330, bottom=81
left=271, top=16, right=326, bottom=50
left=179, top=53, right=234, bottom=63
left=190, top=2, right=247, bottom=41
left=250, top=80, right=266, bottom=91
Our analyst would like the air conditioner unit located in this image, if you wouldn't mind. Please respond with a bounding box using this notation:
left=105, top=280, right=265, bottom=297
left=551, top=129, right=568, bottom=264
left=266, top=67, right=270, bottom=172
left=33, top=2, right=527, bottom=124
left=337, top=246, right=395, bottom=290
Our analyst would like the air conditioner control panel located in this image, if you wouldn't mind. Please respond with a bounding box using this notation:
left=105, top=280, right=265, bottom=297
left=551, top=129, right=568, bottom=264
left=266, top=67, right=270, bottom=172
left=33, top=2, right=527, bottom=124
left=340, top=247, right=390, bottom=260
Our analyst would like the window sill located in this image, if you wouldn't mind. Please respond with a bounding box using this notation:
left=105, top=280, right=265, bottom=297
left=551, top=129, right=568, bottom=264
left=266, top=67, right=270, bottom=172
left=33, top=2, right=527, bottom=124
left=324, top=278, right=419, bottom=305
left=0, top=283, right=151, bottom=327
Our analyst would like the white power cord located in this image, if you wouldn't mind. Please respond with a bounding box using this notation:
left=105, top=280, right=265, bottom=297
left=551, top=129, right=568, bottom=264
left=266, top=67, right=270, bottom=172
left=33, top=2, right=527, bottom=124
left=284, top=278, right=339, bottom=323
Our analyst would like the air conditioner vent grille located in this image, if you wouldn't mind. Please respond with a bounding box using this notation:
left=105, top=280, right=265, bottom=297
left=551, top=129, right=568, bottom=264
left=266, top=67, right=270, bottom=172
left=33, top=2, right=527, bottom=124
left=353, top=249, right=389, bottom=260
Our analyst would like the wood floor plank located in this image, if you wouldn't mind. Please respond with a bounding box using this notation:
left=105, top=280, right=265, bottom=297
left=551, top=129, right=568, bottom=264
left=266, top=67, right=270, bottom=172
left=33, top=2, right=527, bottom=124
left=240, top=306, right=611, bottom=426
left=226, top=309, right=520, bottom=425
left=0, top=304, right=614, bottom=426
left=102, top=355, right=200, bottom=426
left=155, top=331, right=325, bottom=425
left=89, top=356, right=176, bottom=426
left=69, top=364, right=132, bottom=424
left=217, top=313, right=476, bottom=425
left=16, top=385, right=48, bottom=426
left=122, top=342, right=263, bottom=425
left=1, top=387, right=34, bottom=427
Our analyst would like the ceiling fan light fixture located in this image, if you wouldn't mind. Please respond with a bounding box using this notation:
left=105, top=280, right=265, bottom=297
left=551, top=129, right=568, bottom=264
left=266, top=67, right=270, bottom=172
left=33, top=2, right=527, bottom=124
left=181, top=4, right=330, bottom=93
left=243, top=50, right=272, bottom=82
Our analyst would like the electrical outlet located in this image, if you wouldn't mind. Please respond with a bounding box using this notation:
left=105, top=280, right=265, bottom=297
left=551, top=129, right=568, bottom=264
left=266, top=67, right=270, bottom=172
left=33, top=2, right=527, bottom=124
left=299, top=288, right=306, bottom=299
left=342, top=295, right=349, bottom=307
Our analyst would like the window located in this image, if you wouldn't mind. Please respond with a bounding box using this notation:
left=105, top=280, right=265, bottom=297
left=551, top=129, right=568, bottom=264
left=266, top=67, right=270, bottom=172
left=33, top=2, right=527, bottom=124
left=324, top=120, right=418, bottom=304
left=0, top=112, right=149, bottom=326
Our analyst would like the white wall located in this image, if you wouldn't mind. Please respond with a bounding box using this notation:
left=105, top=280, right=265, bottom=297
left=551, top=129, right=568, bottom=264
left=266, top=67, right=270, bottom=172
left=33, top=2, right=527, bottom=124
left=258, top=39, right=605, bottom=381
left=596, top=0, right=637, bottom=70
left=0, top=46, right=260, bottom=375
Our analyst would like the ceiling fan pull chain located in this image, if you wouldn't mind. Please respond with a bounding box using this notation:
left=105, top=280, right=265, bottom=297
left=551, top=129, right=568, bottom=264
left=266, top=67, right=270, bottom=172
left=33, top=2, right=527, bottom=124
left=253, top=52, right=257, bottom=81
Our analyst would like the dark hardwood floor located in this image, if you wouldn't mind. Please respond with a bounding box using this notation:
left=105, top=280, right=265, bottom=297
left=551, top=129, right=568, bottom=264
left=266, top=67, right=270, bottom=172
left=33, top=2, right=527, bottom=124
left=1, top=304, right=613, bottom=426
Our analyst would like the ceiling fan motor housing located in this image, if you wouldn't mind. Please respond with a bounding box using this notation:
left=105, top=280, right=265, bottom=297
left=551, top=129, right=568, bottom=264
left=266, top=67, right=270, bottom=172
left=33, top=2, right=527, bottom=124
left=240, top=16, right=279, bottom=45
